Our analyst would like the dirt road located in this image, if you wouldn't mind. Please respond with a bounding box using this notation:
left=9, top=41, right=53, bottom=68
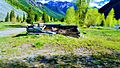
left=0, top=28, right=26, bottom=37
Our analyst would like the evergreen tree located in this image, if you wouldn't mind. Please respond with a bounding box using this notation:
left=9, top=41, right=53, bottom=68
left=48, top=16, right=51, bottom=22
left=42, top=12, right=49, bottom=23
left=5, top=12, right=10, bottom=22
left=65, top=7, right=76, bottom=25
left=60, top=18, right=64, bottom=22
left=34, top=14, right=39, bottom=22
left=26, top=7, right=35, bottom=24
left=100, top=14, right=105, bottom=26
left=49, top=16, right=52, bottom=22
left=42, top=12, right=45, bottom=23
left=10, top=10, right=16, bottom=22
left=53, top=18, right=56, bottom=22
left=23, top=13, right=26, bottom=22
left=17, top=15, right=21, bottom=22
left=105, top=8, right=115, bottom=27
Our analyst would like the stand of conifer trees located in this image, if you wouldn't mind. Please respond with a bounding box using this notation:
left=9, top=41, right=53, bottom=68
left=5, top=10, right=26, bottom=23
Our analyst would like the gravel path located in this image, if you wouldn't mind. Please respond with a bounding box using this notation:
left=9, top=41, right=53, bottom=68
left=0, top=28, right=26, bottom=37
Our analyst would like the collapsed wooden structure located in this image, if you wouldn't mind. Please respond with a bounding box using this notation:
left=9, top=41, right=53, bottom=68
left=27, top=24, right=80, bottom=38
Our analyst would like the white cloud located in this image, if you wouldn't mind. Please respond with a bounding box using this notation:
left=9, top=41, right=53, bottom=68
left=54, top=0, right=73, bottom=2
left=89, top=2, right=103, bottom=8
left=36, top=0, right=73, bottom=3
left=89, top=0, right=109, bottom=8
left=94, top=0, right=104, bottom=2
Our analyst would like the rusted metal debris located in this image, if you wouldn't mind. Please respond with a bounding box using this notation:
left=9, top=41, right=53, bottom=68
left=26, top=24, right=80, bottom=38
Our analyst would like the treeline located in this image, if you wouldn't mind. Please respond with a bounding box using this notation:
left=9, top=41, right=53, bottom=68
left=5, top=0, right=42, bottom=23
left=5, top=10, right=26, bottom=23
left=5, top=0, right=119, bottom=27
left=84, top=8, right=120, bottom=27
left=65, top=7, right=120, bottom=27
left=64, top=0, right=92, bottom=26
left=26, top=7, right=59, bottom=24
left=4, top=7, right=59, bottom=23
left=42, top=11, right=64, bottom=23
left=65, top=0, right=120, bottom=27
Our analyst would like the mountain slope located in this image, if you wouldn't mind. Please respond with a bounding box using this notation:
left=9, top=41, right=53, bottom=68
left=29, top=0, right=77, bottom=19
left=6, top=0, right=43, bottom=15
left=99, top=0, right=120, bottom=19
left=4, top=0, right=77, bottom=20
left=0, top=0, right=26, bottom=21
left=5, top=0, right=69, bottom=19
left=44, top=1, right=77, bottom=14
left=29, top=0, right=65, bottom=19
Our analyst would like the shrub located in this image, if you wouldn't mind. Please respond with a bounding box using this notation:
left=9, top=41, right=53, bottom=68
left=33, top=41, right=44, bottom=48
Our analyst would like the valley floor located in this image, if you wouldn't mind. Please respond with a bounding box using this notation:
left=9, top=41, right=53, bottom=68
left=0, top=23, right=120, bottom=67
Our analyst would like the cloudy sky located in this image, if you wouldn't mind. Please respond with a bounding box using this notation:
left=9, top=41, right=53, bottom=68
left=90, top=0, right=109, bottom=8
left=36, top=0, right=106, bottom=3
left=36, top=0, right=73, bottom=2
left=94, top=0, right=104, bottom=2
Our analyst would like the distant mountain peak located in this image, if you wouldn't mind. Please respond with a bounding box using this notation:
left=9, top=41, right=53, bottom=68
left=44, top=1, right=77, bottom=13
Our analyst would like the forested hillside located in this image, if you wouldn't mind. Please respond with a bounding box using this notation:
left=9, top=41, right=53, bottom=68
left=0, top=0, right=26, bottom=21
left=5, top=0, right=66, bottom=20
left=5, top=0, right=77, bottom=20
left=5, top=0, right=42, bottom=15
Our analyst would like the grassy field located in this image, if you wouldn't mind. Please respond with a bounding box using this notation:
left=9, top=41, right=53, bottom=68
left=0, top=27, right=120, bottom=67
left=0, top=22, right=9, bottom=30
left=0, top=22, right=27, bottom=30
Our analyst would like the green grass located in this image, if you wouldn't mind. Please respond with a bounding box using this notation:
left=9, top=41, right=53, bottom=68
left=0, top=22, right=27, bottom=30
left=0, top=27, right=120, bottom=63
left=82, top=28, right=120, bottom=50
left=0, top=23, right=8, bottom=30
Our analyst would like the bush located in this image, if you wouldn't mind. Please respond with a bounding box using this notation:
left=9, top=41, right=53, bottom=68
left=33, top=41, right=44, bottom=48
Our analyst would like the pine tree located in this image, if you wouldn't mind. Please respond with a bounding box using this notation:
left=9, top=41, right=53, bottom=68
left=100, top=14, right=105, bottom=26
left=23, top=13, right=26, bottom=22
left=42, top=12, right=49, bottom=23
left=17, top=15, right=21, bottom=22
left=10, top=10, right=16, bottom=22
left=34, top=14, right=39, bottom=22
left=65, top=7, right=76, bottom=25
left=105, top=8, right=115, bottom=27
left=49, top=16, right=53, bottom=22
left=42, top=12, right=45, bottom=23
left=5, top=12, right=10, bottom=22
left=26, top=7, right=34, bottom=24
